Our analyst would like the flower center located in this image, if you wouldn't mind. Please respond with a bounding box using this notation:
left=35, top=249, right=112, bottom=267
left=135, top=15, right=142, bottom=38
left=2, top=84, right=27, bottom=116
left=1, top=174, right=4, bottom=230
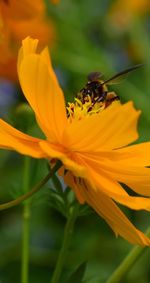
left=67, top=91, right=120, bottom=122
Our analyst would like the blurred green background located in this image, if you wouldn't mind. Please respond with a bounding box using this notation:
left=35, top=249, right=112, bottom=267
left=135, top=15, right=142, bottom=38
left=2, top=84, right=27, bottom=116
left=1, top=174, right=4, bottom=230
left=0, top=0, right=150, bottom=282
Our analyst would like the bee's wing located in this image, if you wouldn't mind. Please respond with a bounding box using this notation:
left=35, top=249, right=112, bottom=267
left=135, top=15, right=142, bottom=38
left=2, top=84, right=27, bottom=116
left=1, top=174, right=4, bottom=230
left=102, top=64, right=144, bottom=86
left=104, top=75, right=128, bottom=85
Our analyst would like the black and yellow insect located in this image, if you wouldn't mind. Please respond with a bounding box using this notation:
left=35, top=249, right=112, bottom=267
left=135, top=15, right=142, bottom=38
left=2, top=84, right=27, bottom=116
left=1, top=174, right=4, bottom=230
left=77, top=64, right=143, bottom=108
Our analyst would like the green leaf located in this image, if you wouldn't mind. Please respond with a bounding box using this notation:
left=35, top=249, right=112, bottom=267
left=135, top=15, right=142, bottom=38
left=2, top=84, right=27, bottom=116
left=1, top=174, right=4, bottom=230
left=51, top=173, right=64, bottom=195
left=78, top=204, right=93, bottom=217
left=66, top=262, right=87, bottom=283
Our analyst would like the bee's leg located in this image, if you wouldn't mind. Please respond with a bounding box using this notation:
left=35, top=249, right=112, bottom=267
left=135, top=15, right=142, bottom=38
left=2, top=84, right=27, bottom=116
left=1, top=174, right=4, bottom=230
left=95, top=91, right=107, bottom=103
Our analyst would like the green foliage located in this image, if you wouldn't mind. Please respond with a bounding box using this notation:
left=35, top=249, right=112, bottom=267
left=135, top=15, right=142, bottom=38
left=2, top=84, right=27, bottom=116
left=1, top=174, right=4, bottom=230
left=66, top=262, right=87, bottom=283
left=0, top=0, right=150, bottom=282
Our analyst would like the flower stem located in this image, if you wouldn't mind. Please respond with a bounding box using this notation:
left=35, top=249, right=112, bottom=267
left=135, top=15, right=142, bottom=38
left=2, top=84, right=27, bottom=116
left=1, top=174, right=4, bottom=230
left=21, top=157, right=31, bottom=283
left=106, top=227, right=150, bottom=283
left=0, top=160, right=62, bottom=211
left=51, top=204, right=79, bottom=283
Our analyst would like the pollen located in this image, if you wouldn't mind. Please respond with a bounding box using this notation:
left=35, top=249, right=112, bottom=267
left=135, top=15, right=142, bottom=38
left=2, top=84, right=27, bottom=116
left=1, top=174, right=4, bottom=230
left=67, top=95, right=105, bottom=122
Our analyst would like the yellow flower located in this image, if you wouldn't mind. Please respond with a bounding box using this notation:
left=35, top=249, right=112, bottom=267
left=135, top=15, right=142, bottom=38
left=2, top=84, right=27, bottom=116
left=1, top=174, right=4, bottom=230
left=1, top=37, right=150, bottom=246
left=109, top=0, right=150, bottom=29
left=0, top=0, right=55, bottom=81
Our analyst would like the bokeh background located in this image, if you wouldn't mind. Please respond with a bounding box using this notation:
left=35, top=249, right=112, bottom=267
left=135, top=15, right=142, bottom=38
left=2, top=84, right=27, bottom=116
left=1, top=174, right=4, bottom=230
left=0, top=0, right=150, bottom=282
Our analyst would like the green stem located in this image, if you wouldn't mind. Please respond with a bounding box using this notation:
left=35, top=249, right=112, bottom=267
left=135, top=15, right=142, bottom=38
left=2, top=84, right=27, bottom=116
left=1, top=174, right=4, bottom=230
left=0, top=160, right=62, bottom=211
left=51, top=205, right=79, bottom=283
left=106, top=227, right=150, bottom=283
left=21, top=157, right=31, bottom=283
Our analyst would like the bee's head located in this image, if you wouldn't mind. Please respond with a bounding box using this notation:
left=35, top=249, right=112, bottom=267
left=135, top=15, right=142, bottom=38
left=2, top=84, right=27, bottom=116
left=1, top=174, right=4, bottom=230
left=87, top=72, right=103, bottom=82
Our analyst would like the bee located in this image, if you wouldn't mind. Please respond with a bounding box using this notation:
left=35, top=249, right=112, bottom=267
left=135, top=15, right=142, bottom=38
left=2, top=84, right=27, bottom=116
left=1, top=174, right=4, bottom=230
left=77, top=64, right=143, bottom=108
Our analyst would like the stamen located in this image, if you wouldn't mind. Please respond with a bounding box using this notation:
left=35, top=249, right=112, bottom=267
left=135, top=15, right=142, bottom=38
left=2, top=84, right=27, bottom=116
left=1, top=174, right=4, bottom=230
left=67, top=94, right=106, bottom=121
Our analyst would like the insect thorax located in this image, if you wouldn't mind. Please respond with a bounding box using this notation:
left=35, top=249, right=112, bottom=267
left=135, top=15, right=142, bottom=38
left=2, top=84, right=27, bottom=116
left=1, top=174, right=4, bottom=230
left=77, top=80, right=108, bottom=103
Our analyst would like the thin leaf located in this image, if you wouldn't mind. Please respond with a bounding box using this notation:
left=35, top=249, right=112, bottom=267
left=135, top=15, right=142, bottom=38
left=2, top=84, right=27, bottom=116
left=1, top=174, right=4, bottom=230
left=67, top=262, right=87, bottom=283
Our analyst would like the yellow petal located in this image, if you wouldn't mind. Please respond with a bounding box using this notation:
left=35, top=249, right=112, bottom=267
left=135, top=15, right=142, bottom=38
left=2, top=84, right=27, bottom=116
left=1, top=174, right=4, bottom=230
left=102, top=164, right=150, bottom=197
left=74, top=151, right=150, bottom=210
left=92, top=171, right=150, bottom=210
left=76, top=151, right=133, bottom=195
left=96, top=172, right=150, bottom=211
left=18, top=37, right=67, bottom=142
left=80, top=180, right=150, bottom=246
left=78, top=149, right=150, bottom=197
left=118, top=141, right=150, bottom=166
left=63, top=102, right=140, bottom=152
left=0, top=119, right=45, bottom=158
left=39, top=140, right=86, bottom=178
left=17, top=37, right=38, bottom=68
